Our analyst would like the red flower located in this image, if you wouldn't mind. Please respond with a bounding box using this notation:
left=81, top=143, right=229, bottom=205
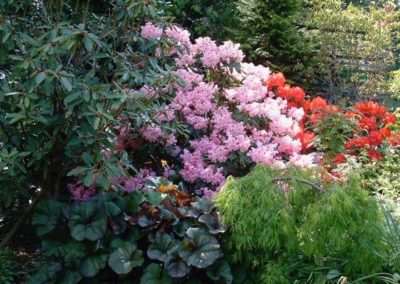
left=359, top=116, right=377, bottom=130
left=389, top=133, right=400, bottom=146
left=344, top=110, right=361, bottom=120
left=287, top=101, right=300, bottom=109
left=384, top=113, right=397, bottom=125
left=289, top=87, right=305, bottom=103
left=354, top=101, right=386, bottom=116
left=332, top=153, right=346, bottom=164
left=368, top=130, right=383, bottom=146
left=297, top=131, right=316, bottom=152
left=277, top=85, right=291, bottom=100
left=302, top=100, right=311, bottom=113
left=326, top=105, right=340, bottom=114
left=310, top=112, right=325, bottom=125
left=267, top=72, right=286, bottom=89
left=379, top=127, right=392, bottom=138
left=310, top=97, right=328, bottom=111
left=345, top=136, right=369, bottom=149
left=368, top=148, right=382, bottom=160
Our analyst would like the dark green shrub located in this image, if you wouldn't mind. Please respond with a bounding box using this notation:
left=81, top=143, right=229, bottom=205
left=217, top=165, right=392, bottom=283
left=232, top=0, right=316, bottom=87
left=30, top=179, right=231, bottom=283
left=164, top=0, right=237, bottom=43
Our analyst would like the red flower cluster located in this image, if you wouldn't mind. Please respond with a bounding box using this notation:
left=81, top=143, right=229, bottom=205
left=267, top=72, right=399, bottom=165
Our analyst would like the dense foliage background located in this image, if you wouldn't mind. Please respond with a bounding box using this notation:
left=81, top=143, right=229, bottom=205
left=2, top=0, right=400, bottom=283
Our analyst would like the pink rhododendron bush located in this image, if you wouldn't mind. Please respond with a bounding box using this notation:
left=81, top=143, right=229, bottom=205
left=102, top=23, right=319, bottom=199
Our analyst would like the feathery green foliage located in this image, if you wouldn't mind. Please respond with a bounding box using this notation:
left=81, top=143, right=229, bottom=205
left=217, top=165, right=390, bottom=283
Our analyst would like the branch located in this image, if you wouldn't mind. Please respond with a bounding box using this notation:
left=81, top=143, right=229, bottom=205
left=271, top=177, right=327, bottom=193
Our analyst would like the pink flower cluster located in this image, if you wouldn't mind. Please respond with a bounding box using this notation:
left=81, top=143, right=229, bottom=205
left=125, top=23, right=318, bottom=195
left=124, top=168, right=156, bottom=192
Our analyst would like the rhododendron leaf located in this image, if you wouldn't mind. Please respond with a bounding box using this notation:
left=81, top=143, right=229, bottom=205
left=206, top=260, right=233, bottom=283
left=191, top=198, right=216, bottom=214
left=66, top=166, right=88, bottom=177
left=198, top=213, right=225, bottom=234
left=147, top=234, right=177, bottom=262
left=108, top=243, right=144, bottom=275
left=140, top=264, right=172, bottom=284
left=83, top=171, right=94, bottom=187
left=68, top=203, right=107, bottom=241
left=79, top=253, right=107, bottom=277
left=164, top=253, right=191, bottom=278
left=179, top=228, right=222, bottom=269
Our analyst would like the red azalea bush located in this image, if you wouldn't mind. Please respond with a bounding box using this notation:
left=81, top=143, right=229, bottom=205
left=267, top=72, right=400, bottom=170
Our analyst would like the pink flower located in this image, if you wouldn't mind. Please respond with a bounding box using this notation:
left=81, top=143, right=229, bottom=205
left=124, top=168, right=156, bottom=192
left=141, top=125, right=164, bottom=142
left=165, top=25, right=191, bottom=45
left=140, top=22, right=163, bottom=39
left=68, top=183, right=95, bottom=201
left=218, top=41, right=244, bottom=64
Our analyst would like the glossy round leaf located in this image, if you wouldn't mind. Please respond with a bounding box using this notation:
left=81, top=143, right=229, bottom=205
left=147, top=234, right=177, bottom=262
left=164, top=254, right=191, bottom=278
left=108, top=243, right=144, bottom=275
left=79, top=254, right=107, bottom=277
left=179, top=228, right=222, bottom=269
left=140, top=264, right=172, bottom=284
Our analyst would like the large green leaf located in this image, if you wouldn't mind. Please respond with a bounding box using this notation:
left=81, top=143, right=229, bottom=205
left=198, top=213, right=225, bottom=234
left=191, top=198, right=216, bottom=214
left=172, top=219, right=193, bottom=237
left=179, top=228, right=222, bottom=269
left=147, top=234, right=177, bottom=262
left=59, top=271, right=82, bottom=284
left=32, top=200, right=63, bottom=237
left=79, top=253, right=107, bottom=277
left=146, top=189, right=163, bottom=205
left=164, top=253, right=191, bottom=278
left=206, top=260, right=233, bottom=284
left=59, top=241, right=88, bottom=265
left=140, top=264, right=172, bottom=284
left=106, top=201, right=122, bottom=216
left=28, top=262, right=61, bottom=284
left=68, top=202, right=107, bottom=241
left=108, top=243, right=144, bottom=275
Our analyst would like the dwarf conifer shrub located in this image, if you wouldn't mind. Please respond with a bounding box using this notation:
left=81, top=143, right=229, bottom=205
left=216, top=165, right=390, bottom=283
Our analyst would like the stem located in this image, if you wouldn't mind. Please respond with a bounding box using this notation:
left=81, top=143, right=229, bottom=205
left=271, top=177, right=327, bottom=193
